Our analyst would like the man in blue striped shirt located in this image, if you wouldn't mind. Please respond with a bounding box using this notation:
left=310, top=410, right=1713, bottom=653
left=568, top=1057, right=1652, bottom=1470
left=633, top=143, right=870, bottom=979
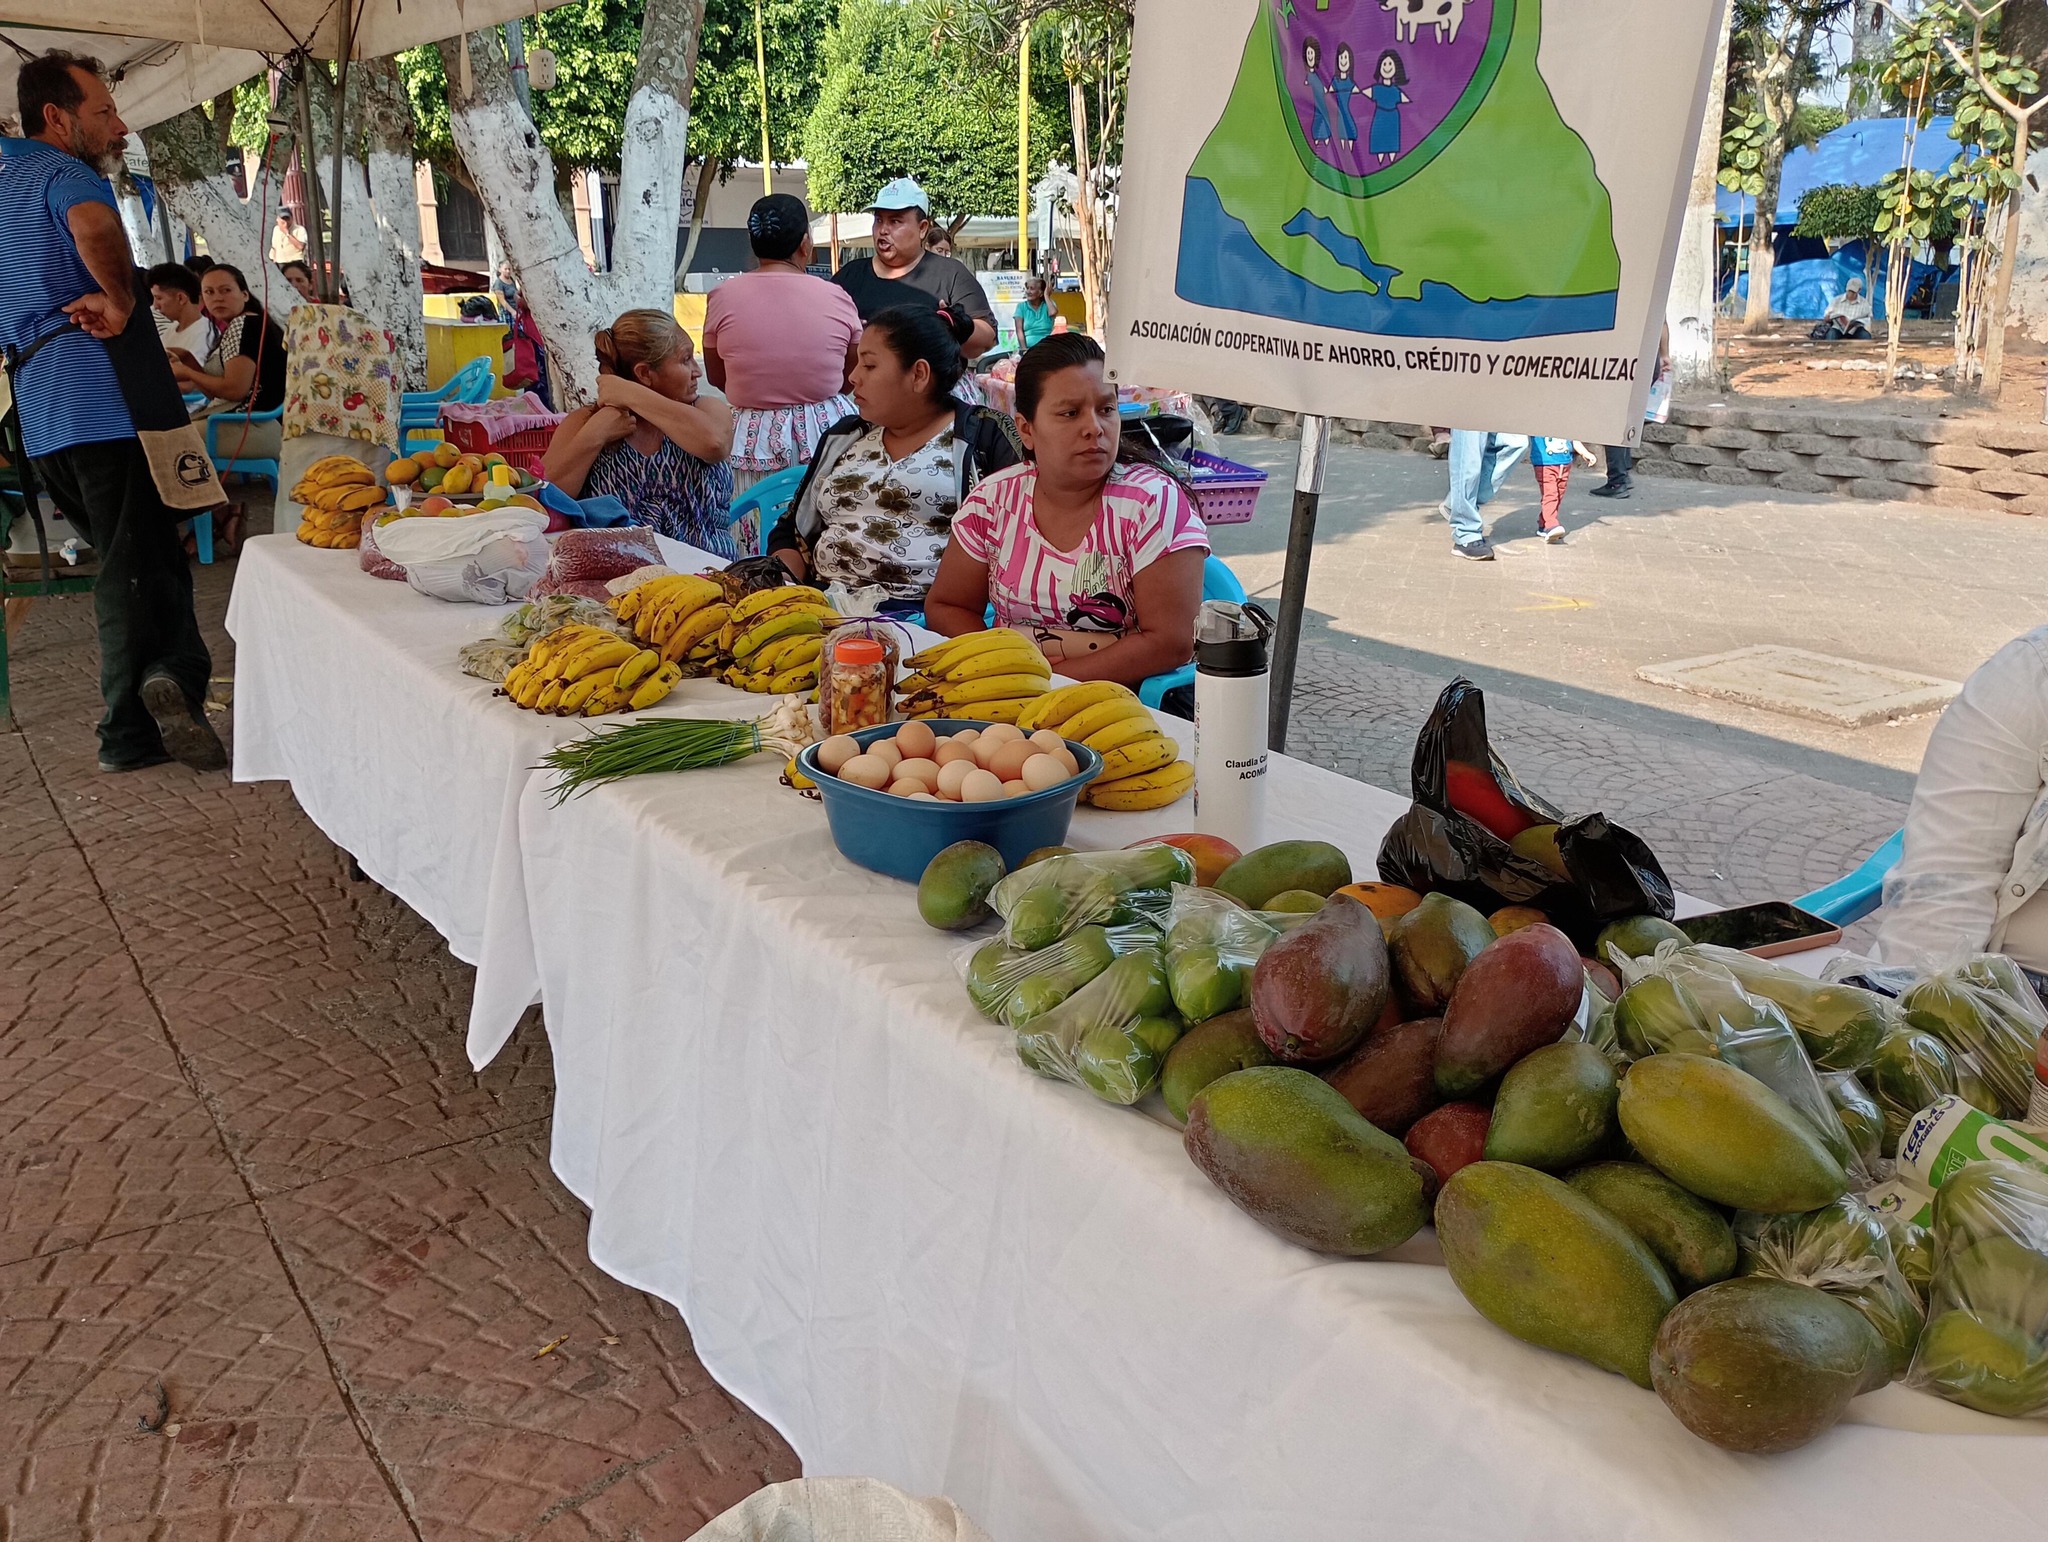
left=1, top=51, right=223, bottom=772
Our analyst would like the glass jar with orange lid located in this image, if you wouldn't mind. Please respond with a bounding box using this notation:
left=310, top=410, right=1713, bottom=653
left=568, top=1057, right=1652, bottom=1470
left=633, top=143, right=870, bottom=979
left=826, top=636, right=893, bottom=735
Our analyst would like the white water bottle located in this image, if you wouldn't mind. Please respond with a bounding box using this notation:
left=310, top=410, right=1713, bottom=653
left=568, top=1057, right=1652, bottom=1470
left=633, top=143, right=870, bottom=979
left=1193, top=601, right=1274, bottom=851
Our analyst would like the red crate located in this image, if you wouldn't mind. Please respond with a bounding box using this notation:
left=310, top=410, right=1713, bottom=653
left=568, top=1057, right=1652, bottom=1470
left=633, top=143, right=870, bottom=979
left=440, top=414, right=559, bottom=478
left=1187, top=450, right=1268, bottom=526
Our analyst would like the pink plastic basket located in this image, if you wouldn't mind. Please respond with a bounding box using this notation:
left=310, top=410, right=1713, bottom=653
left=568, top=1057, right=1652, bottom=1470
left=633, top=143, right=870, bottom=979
left=1187, top=450, right=1268, bottom=526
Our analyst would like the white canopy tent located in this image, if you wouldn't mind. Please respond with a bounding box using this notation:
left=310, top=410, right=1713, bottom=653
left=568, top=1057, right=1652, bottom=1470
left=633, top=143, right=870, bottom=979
left=0, top=28, right=263, bottom=130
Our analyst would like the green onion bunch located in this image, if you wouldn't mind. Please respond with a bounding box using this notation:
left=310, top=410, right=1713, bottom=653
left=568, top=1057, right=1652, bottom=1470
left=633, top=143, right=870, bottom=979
left=538, top=697, right=815, bottom=804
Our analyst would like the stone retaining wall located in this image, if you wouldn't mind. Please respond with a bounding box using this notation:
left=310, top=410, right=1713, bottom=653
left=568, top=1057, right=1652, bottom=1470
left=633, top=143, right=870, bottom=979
left=1243, top=404, right=2048, bottom=513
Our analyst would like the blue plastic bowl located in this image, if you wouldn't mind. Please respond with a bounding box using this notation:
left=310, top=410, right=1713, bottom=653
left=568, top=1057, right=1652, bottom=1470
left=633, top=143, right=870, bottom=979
left=799, top=719, right=1104, bottom=882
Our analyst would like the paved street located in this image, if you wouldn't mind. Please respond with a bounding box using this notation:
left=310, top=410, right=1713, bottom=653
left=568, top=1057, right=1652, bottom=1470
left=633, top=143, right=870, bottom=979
left=0, top=460, right=1997, bottom=1532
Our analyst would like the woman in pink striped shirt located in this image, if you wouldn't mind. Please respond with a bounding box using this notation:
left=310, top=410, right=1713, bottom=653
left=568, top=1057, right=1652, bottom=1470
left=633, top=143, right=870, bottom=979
left=926, top=334, right=1208, bottom=687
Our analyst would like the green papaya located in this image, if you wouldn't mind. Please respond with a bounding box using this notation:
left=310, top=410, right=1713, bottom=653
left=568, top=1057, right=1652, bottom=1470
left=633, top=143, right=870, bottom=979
left=1184, top=1067, right=1429, bottom=1255
left=1651, top=1278, right=1887, bottom=1452
left=1568, top=1161, right=1735, bottom=1295
left=1618, top=1054, right=1850, bottom=1214
left=1163, top=1009, right=1277, bottom=1124
left=1484, top=1043, right=1619, bottom=1171
left=1436, top=1161, right=1677, bottom=1387
left=1213, top=840, right=1352, bottom=909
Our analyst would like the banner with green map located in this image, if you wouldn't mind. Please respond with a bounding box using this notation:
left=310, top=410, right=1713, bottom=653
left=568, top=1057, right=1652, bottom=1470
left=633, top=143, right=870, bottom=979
left=1110, top=0, right=1725, bottom=444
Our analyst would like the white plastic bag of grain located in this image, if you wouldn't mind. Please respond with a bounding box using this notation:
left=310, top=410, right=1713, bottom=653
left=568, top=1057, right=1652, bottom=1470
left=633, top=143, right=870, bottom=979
left=694, top=1478, right=992, bottom=1542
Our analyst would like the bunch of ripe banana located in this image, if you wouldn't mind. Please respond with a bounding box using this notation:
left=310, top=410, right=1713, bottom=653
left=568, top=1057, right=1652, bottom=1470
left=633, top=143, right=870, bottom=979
left=1018, top=681, right=1194, bottom=810
left=499, top=624, right=682, bottom=716
left=895, top=629, right=1051, bottom=724
left=717, top=584, right=839, bottom=694
left=612, top=573, right=734, bottom=669
left=291, top=456, right=382, bottom=548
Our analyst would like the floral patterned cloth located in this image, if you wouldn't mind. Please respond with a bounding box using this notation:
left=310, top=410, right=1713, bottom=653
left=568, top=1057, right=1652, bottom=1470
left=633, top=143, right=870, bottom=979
left=282, top=303, right=398, bottom=451
left=808, top=424, right=960, bottom=600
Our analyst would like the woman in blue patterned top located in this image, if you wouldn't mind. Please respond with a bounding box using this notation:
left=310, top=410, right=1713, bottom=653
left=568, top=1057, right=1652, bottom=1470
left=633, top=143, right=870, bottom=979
left=544, top=309, right=737, bottom=556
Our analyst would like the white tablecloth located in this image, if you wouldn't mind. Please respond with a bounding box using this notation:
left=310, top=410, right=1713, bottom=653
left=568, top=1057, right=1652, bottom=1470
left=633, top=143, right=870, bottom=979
left=230, top=539, right=2047, bottom=1540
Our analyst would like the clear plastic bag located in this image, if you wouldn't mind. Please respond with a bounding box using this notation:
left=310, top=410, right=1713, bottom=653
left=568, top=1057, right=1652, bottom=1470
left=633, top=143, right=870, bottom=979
left=960, top=924, right=1155, bottom=1027
left=499, top=593, right=629, bottom=647
left=1013, top=945, right=1182, bottom=1105
left=1819, top=1069, right=1885, bottom=1175
left=1690, top=944, right=1900, bottom=1072
left=1906, top=1158, right=2048, bottom=1417
left=1738, top=1196, right=1925, bottom=1382
left=988, top=846, right=1196, bottom=951
left=457, top=638, right=524, bottom=683
left=1162, top=886, right=1287, bottom=1023
left=1868, top=1025, right=1961, bottom=1156
left=1615, top=946, right=1876, bottom=1186
left=1899, top=955, right=2048, bottom=1121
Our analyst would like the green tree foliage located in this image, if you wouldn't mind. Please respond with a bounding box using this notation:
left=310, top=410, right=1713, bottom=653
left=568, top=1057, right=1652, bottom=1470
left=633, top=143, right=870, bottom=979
left=804, top=0, right=1069, bottom=216
left=1793, top=181, right=1880, bottom=240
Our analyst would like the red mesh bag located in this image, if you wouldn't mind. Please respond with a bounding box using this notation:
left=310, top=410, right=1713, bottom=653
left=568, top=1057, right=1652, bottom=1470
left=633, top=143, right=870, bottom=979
left=532, top=527, right=662, bottom=598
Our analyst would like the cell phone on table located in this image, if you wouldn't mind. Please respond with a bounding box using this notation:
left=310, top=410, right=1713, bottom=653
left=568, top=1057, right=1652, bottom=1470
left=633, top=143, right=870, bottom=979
left=1676, top=901, right=1843, bottom=957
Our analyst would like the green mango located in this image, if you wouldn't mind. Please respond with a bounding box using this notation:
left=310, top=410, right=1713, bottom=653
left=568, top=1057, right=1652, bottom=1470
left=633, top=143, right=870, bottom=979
left=1263, top=889, right=1327, bottom=914
left=1618, top=1054, right=1850, bottom=1214
left=1436, top=1161, right=1677, bottom=1387
left=1738, top=1198, right=1925, bottom=1382
left=1914, top=1309, right=2048, bottom=1417
left=1076, top=1021, right=1166, bottom=1105
left=1868, top=1027, right=1959, bottom=1155
left=1904, top=974, right=2036, bottom=1117
left=1595, top=914, right=1689, bottom=964
left=1387, top=893, right=1496, bottom=1016
left=1651, top=1278, right=1887, bottom=1452
left=1821, top=1070, right=1885, bottom=1172
left=1163, top=1009, right=1277, bottom=1124
left=1484, top=1043, right=1619, bottom=1171
left=1697, top=946, right=1893, bottom=1072
left=1013, top=947, right=1173, bottom=1090
left=992, top=846, right=1195, bottom=949
left=1184, top=1067, right=1429, bottom=1255
left=1213, top=840, right=1353, bottom=909
left=1169, top=943, right=1247, bottom=1023
left=970, top=925, right=1117, bottom=1025
left=1568, top=1161, right=1737, bottom=1295
left=918, top=840, right=1007, bottom=931
left=1612, top=974, right=1717, bottom=1059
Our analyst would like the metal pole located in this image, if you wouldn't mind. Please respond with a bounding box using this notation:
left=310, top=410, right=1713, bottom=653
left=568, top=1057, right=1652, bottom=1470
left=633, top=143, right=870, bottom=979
left=1267, top=413, right=1328, bottom=753
left=755, top=0, right=774, bottom=198
left=294, top=61, right=329, bottom=304
left=506, top=19, right=534, bottom=115
left=325, top=0, right=356, bottom=303
left=1017, top=25, right=1031, bottom=272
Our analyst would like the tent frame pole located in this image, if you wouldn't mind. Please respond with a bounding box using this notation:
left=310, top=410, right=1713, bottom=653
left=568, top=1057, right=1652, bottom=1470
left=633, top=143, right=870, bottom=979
left=325, top=0, right=356, bottom=303
left=293, top=58, right=330, bottom=305
left=1267, top=413, right=1328, bottom=754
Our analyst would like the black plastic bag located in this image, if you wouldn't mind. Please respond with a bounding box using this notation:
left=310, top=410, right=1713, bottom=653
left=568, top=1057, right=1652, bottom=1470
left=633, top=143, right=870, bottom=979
left=1376, top=678, right=1674, bottom=948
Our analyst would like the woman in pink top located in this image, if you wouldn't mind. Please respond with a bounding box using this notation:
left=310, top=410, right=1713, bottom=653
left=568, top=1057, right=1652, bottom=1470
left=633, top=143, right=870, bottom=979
left=927, top=334, right=1208, bottom=687
left=702, top=194, right=862, bottom=496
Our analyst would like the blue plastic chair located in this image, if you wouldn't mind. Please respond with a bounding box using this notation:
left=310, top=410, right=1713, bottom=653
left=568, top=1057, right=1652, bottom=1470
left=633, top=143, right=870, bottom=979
left=400, top=356, right=494, bottom=455
left=1795, top=830, right=1905, bottom=927
left=725, top=463, right=809, bottom=557
left=1137, top=555, right=1250, bottom=709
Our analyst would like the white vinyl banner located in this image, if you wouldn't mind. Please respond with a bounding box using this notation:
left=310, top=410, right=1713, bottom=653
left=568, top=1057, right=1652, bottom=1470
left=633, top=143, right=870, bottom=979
left=1109, top=0, right=1726, bottom=445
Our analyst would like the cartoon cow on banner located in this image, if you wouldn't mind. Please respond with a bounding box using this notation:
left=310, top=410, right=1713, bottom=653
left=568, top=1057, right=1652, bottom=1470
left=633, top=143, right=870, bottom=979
left=1382, top=0, right=1468, bottom=45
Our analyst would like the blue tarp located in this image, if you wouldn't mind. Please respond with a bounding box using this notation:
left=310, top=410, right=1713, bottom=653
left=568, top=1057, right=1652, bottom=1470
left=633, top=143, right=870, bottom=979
left=1727, top=239, right=1942, bottom=320
left=1717, top=116, right=1961, bottom=227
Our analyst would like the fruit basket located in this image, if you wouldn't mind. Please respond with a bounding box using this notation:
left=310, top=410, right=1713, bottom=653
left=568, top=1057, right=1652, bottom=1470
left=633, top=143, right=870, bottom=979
left=440, top=414, right=560, bottom=477
left=798, top=720, right=1103, bottom=882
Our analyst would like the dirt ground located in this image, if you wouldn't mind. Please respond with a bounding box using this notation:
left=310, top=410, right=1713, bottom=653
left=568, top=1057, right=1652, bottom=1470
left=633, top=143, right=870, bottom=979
left=1708, top=320, right=2048, bottom=421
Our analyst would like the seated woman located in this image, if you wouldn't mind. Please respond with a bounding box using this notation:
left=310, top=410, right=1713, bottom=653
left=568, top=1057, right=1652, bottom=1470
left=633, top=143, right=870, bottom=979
left=1878, top=625, right=2048, bottom=985
left=924, top=334, right=1208, bottom=687
left=169, top=263, right=287, bottom=423
left=767, top=305, right=1020, bottom=606
left=543, top=309, right=737, bottom=557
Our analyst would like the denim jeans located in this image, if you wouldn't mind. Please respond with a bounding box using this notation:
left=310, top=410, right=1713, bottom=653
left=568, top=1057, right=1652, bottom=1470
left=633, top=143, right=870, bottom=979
left=1440, top=431, right=1528, bottom=544
left=31, top=437, right=212, bottom=764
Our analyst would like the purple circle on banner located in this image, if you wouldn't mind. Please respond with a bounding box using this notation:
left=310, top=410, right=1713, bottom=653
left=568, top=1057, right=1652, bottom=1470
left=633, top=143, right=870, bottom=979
left=1273, top=0, right=1495, bottom=176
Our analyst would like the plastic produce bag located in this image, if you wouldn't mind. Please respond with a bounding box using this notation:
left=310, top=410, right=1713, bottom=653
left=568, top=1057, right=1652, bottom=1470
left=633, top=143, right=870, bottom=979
left=1374, top=679, right=1673, bottom=947
left=1162, top=886, right=1292, bottom=1023
left=360, top=510, right=406, bottom=580
left=499, top=593, right=630, bottom=647
left=1820, top=1069, right=1885, bottom=1175
left=988, top=847, right=1195, bottom=951
left=1899, top=955, right=2048, bottom=1120
left=457, top=638, right=524, bottom=683
left=961, top=924, right=1155, bottom=1027
left=1867, top=1026, right=1960, bottom=1157
left=1907, top=1159, right=2048, bottom=1417
left=1013, top=945, right=1183, bottom=1105
left=1739, top=1198, right=1926, bottom=1381
left=532, top=526, right=662, bottom=600
left=1692, top=944, right=1899, bottom=1072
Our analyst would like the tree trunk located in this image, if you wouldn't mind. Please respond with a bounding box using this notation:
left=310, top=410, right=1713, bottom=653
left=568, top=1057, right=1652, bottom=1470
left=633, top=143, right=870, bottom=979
left=1668, top=4, right=1732, bottom=390
left=351, top=58, right=428, bottom=388
left=2008, top=142, right=2048, bottom=344
left=1742, top=142, right=1784, bottom=329
left=676, top=156, right=721, bottom=284
left=139, top=103, right=293, bottom=296
left=2003, top=0, right=2048, bottom=78
left=112, top=166, right=157, bottom=263
left=1068, top=76, right=1107, bottom=335
left=611, top=0, right=708, bottom=313
left=1981, top=120, right=2036, bottom=399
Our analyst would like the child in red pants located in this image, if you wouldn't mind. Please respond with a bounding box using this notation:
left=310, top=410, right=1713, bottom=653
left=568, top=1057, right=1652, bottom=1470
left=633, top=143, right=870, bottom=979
left=1528, top=437, right=1599, bottom=543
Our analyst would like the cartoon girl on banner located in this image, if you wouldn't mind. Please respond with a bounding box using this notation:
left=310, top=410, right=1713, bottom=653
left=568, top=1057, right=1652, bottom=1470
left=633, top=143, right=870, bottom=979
left=1303, top=37, right=1333, bottom=142
left=1332, top=45, right=1362, bottom=149
left=1367, top=49, right=1409, bottom=163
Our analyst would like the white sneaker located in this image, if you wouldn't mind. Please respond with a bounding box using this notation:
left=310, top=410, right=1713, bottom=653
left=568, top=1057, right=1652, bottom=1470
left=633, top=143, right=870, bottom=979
left=1541, top=524, right=1567, bottom=545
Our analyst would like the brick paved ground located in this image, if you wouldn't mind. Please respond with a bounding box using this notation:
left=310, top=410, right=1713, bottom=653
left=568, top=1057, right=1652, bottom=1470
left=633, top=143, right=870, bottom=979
left=3, top=472, right=1927, bottom=1535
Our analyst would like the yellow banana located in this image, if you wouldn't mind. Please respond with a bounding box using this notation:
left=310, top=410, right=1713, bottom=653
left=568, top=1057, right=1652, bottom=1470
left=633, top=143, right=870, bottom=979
left=1085, top=759, right=1195, bottom=811
left=754, top=634, right=824, bottom=674
left=734, top=609, right=824, bottom=661
left=1082, top=716, right=1166, bottom=756
left=501, top=661, right=535, bottom=698
left=661, top=603, right=730, bottom=663
left=914, top=673, right=1050, bottom=708
left=766, top=661, right=821, bottom=694
left=732, top=583, right=827, bottom=624
left=534, top=679, right=567, bottom=713
left=1020, top=680, right=1134, bottom=733
left=905, top=628, right=1036, bottom=674
left=938, top=646, right=1049, bottom=683
left=558, top=640, right=639, bottom=681
left=962, top=696, right=1042, bottom=725
left=511, top=668, right=549, bottom=709
left=583, top=684, right=627, bottom=717
left=630, top=664, right=682, bottom=710
left=1092, top=734, right=1179, bottom=784
left=559, top=674, right=605, bottom=713
left=614, top=648, right=661, bottom=692
left=1059, top=695, right=1155, bottom=744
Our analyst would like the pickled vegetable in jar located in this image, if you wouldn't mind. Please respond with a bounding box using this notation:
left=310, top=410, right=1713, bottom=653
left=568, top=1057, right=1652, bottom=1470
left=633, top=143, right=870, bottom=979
left=827, top=637, right=891, bottom=735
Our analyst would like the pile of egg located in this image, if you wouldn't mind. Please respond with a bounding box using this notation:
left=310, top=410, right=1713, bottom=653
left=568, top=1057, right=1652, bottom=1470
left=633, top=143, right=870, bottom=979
left=814, top=720, right=1082, bottom=802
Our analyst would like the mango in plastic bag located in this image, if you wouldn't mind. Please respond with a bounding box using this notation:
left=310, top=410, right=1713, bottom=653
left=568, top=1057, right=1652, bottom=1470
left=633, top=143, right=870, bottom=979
left=1868, top=1027, right=1959, bottom=1157
left=1694, top=945, right=1894, bottom=1072
left=1738, top=1198, right=1924, bottom=1382
left=1014, top=947, right=1179, bottom=1104
left=991, top=847, right=1195, bottom=951
left=965, top=925, right=1118, bottom=1023
left=1613, top=974, right=1718, bottom=1059
left=1908, top=1160, right=2048, bottom=1417
left=1820, top=1070, right=1884, bottom=1173
left=1903, top=965, right=2044, bottom=1119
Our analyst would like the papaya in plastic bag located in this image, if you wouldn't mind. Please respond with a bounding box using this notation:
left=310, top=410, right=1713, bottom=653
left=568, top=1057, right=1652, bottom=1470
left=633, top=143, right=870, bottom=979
left=1907, top=1159, right=2048, bottom=1417
left=1375, top=679, right=1674, bottom=949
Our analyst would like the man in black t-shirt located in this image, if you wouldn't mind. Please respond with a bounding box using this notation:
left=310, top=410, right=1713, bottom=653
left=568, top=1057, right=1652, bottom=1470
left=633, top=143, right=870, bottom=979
left=831, top=178, right=997, bottom=358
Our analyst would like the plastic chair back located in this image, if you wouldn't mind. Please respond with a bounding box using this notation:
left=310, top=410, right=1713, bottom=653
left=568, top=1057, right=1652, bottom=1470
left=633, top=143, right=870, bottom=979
left=1795, top=829, right=1905, bottom=927
left=1138, top=555, right=1249, bottom=708
left=205, top=405, right=284, bottom=502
